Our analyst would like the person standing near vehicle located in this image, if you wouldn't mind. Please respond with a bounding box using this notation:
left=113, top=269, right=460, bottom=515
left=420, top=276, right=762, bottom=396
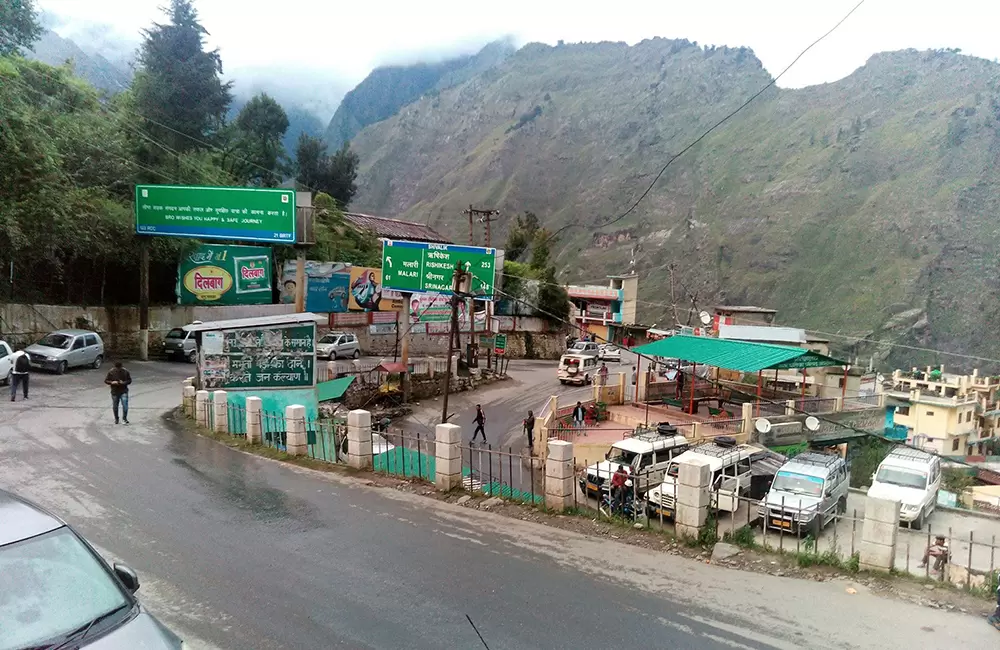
left=105, top=361, right=132, bottom=424
left=598, top=362, right=609, bottom=386
left=523, top=410, right=535, bottom=451
left=472, top=404, right=487, bottom=443
left=611, top=465, right=629, bottom=514
left=9, top=349, right=30, bottom=401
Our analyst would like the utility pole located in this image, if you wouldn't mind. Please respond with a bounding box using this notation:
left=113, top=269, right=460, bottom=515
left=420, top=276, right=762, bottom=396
left=463, top=206, right=500, bottom=247
left=138, top=238, right=150, bottom=361
left=462, top=207, right=500, bottom=369
left=441, top=264, right=471, bottom=424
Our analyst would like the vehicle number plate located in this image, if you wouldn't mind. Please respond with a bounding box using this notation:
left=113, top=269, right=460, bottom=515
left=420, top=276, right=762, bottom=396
left=772, top=518, right=791, bottom=528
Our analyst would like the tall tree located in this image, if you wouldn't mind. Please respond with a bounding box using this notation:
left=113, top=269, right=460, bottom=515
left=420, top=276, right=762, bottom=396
left=0, top=0, right=42, bottom=56
left=294, top=135, right=359, bottom=208
left=504, top=211, right=540, bottom=261
left=224, top=92, right=289, bottom=186
left=133, top=0, right=232, bottom=166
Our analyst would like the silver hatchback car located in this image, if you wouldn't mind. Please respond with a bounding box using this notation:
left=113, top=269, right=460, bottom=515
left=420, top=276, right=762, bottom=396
left=316, top=331, right=361, bottom=360
left=25, top=329, right=105, bottom=374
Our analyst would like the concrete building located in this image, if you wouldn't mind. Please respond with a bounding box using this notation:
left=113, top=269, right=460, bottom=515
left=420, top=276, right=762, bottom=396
left=566, top=274, right=639, bottom=343
left=888, top=367, right=1000, bottom=456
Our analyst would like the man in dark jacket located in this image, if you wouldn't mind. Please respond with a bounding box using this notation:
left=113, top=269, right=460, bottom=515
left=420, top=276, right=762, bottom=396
left=10, top=350, right=30, bottom=401
left=472, top=404, right=487, bottom=443
left=105, top=361, right=132, bottom=424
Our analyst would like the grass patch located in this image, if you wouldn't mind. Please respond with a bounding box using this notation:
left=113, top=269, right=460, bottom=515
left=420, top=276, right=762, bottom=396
left=722, top=525, right=757, bottom=549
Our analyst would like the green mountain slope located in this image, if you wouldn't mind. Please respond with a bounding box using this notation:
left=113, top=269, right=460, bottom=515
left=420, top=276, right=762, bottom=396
left=323, top=39, right=515, bottom=149
left=349, top=38, right=1000, bottom=369
left=27, top=29, right=131, bottom=93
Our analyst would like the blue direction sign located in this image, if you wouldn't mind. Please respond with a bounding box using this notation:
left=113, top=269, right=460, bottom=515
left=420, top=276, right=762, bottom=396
left=381, top=240, right=497, bottom=298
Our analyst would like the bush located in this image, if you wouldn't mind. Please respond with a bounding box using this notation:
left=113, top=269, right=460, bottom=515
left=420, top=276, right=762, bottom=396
left=723, top=525, right=756, bottom=549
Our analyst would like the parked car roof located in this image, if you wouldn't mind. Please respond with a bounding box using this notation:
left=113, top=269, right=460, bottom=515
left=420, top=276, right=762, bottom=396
left=48, top=329, right=100, bottom=336
left=0, top=489, right=63, bottom=547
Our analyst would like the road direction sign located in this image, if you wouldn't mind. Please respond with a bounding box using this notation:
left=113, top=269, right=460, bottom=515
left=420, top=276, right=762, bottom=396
left=135, top=185, right=296, bottom=244
left=494, top=333, right=507, bottom=356
left=381, top=240, right=497, bottom=298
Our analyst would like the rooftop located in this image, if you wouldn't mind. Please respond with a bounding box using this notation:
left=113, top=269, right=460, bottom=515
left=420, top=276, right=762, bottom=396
left=185, top=313, right=325, bottom=332
left=343, top=212, right=451, bottom=244
left=714, top=305, right=778, bottom=315
left=632, top=334, right=847, bottom=372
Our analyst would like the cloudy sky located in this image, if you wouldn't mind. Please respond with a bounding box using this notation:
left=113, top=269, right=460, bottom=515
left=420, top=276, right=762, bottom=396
left=37, top=0, right=1000, bottom=118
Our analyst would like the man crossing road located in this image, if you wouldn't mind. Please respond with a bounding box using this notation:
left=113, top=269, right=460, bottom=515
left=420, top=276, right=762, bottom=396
left=105, top=361, right=132, bottom=424
left=9, top=349, right=30, bottom=401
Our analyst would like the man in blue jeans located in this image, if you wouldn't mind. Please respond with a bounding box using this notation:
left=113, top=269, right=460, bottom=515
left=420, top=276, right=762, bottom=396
left=104, top=361, right=132, bottom=424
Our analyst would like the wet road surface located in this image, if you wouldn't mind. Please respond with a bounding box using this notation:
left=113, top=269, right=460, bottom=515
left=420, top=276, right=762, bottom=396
left=2, top=361, right=998, bottom=649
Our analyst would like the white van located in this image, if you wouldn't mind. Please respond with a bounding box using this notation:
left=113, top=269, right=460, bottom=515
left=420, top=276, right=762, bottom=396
left=580, top=429, right=689, bottom=497
left=867, top=446, right=941, bottom=529
left=558, top=353, right=598, bottom=385
left=647, top=442, right=757, bottom=519
left=763, top=452, right=849, bottom=536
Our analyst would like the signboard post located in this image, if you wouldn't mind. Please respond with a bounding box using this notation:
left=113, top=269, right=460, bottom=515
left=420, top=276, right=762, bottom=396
left=201, top=324, right=315, bottom=390
left=135, top=185, right=296, bottom=243
left=493, top=333, right=507, bottom=356
left=381, top=240, right=497, bottom=298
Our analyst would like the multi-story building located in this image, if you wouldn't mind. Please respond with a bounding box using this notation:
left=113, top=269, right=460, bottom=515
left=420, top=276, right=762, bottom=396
left=566, top=274, right=639, bottom=344
left=888, top=367, right=1000, bottom=456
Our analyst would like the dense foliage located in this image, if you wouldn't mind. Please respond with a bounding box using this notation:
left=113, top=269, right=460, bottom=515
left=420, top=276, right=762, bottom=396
left=0, top=0, right=371, bottom=305
left=499, top=212, right=570, bottom=324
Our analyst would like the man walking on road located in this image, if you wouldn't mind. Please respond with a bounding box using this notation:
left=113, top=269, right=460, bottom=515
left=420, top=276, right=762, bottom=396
left=472, top=404, right=487, bottom=443
left=523, top=410, right=535, bottom=452
left=9, top=349, right=29, bottom=401
left=598, top=362, right=609, bottom=386
left=105, top=361, right=132, bottom=424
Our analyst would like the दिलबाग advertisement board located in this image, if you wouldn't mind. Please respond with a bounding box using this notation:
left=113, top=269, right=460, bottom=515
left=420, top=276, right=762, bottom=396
left=177, top=244, right=273, bottom=305
left=201, top=325, right=315, bottom=390
left=136, top=185, right=296, bottom=244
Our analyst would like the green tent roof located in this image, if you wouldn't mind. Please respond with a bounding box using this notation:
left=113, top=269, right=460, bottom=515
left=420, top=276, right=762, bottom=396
left=317, top=375, right=355, bottom=402
left=632, top=335, right=846, bottom=372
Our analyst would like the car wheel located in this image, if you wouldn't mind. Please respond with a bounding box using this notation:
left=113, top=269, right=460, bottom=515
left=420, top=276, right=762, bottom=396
left=352, top=349, right=360, bottom=359
left=187, top=349, right=197, bottom=363
left=912, top=508, right=924, bottom=531
left=837, top=496, right=847, bottom=514
left=2, top=370, right=9, bottom=386
left=56, top=361, right=68, bottom=375
left=92, top=355, right=103, bottom=369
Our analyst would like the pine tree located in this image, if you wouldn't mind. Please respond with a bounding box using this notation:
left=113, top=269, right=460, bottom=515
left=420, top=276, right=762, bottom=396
left=0, top=0, right=42, bottom=56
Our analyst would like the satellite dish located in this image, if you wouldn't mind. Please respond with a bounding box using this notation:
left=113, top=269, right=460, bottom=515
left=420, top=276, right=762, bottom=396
left=699, top=310, right=712, bottom=325
left=755, top=418, right=772, bottom=434
left=805, top=416, right=820, bottom=432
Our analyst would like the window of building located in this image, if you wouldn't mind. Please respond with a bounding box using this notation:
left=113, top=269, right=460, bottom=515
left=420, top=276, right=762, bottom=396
left=967, top=411, right=973, bottom=422
left=926, top=411, right=934, bottom=417
left=897, top=406, right=910, bottom=416
left=952, top=437, right=960, bottom=451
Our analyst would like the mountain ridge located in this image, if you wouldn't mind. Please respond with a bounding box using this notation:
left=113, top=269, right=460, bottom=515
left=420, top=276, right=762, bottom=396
left=348, top=38, right=1000, bottom=370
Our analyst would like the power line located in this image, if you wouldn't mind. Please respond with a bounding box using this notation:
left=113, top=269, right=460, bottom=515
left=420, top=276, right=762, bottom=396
left=541, top=0, right=866, bottom=245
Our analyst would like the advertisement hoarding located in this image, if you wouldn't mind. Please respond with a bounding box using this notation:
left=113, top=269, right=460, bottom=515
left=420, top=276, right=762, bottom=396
left=200, top=325, right=315, bottom=390
left=348, top=267, right=404, bottom=312
left=177, top=244, right=272, bottom=306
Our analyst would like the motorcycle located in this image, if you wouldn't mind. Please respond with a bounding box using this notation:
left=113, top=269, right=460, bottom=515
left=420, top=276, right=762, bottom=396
left=599, top=480, right=636, bottom=519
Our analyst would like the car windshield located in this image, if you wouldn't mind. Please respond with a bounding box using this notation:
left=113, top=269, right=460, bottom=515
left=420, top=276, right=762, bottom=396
left=319, top=334, right=340, bottom=344
left=772, top=471, right=824, bottom=497
left=37, top=334, right=73, bottom=349
left=165, top=328, right=186, bottom=339
left=0, top=528, right=131, bottom=650
left=876, top=467, right=927, bottom=490
left=607, top=449, right=638, bottom=466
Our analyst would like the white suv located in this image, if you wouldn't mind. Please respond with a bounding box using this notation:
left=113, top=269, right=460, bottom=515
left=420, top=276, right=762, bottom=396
left=647, top=442, right=758, bottom=519
left=0, top=340, right=13, bottom=385
left=867, top=446, right=941, bottom=529
left=580, top=428, right=689, bottom=497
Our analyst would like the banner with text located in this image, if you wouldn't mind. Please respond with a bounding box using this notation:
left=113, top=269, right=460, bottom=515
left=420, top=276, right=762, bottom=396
left=177, top=244, right=272, bottom=306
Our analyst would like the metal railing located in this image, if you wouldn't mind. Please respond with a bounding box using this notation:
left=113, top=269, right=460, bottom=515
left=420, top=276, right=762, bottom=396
left=228, top=404, right=247, bottom=437
left=370, top=429, right=434, bottom=480
left=461, top=444, right=543, bottom=505
left=798, top=397, right=838, bottom=414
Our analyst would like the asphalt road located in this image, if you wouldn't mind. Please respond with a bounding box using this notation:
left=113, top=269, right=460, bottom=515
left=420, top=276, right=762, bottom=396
left=2, top=361, right=998, bottom=649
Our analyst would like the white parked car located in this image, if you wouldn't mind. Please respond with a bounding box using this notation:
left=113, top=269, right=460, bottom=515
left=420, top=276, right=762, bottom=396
left=598, top=345, right=622, bottom=363
left=867, top=446, right=941, bottom=529
left=0, top=340, right=13, bottom=385
left=316, top=332, right=361, bottom=360
left=338, top=432, right=394, bottom=462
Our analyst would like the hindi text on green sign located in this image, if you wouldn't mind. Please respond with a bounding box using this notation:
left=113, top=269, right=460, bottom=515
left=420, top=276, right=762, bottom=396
left=381, top=240, right=496, bottom=298
left=201, top=325, right=315, bottom=390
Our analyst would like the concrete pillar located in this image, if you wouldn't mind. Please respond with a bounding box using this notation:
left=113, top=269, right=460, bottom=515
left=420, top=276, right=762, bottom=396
left=213, top=390, right=228, bottom=434
left=434, top=422, right=463, bottom=491
left=326, top=360, right=336, bottom=381
left=544, top=440, right=575, bottom=512
left=183, top=385, right=196, bottom=417
left=181, top=377, right=194, bottom=405
left=246, top=397, right=263, bottom=444
left=785, top=399, right=796, bottom=416
left=690, top=422, right=700, bottom=441
left=195, top=390, right=209, bottom=427
left=675, top=457, right=712, bottom=540
left=637, top=371, right=650, bottom=403
left=860, top=496, right=901, bottom=572
left=285, top=404, right=307, bottom=456
left=347, top=409, right=373, bottom=469
left=741, top=402, right=754, bottom=438
left=834, top=396, right=845, bottom=412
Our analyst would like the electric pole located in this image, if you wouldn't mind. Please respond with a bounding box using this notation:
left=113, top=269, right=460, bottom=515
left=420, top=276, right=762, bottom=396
left=442, top=263, right=473, bottom=424
left=463, top=206, right=499, bottom=246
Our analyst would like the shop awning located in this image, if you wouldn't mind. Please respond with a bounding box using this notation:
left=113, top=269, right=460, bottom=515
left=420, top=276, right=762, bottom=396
left=632, top=334, right=846, bottom=372
left=317, top=375, right=355, bottom=402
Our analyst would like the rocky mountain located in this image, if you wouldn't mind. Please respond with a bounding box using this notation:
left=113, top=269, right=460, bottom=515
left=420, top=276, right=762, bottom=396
left=348, top=38, right=1000, bottom=370
left=27, top=29, right=132, bottom=93
left=324, top=39, right=515, bottom=149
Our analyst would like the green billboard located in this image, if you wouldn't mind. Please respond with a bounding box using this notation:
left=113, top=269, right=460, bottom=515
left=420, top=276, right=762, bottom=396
left=201, top=325, right=315, bottom=390
left=135, top=185, right=296, bottom=244
left=381, top=240, right=496, bottom=298
left=177, top=244, right=273, bottom=306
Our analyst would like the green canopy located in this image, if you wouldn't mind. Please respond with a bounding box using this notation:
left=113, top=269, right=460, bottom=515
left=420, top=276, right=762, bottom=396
left=632, top=335, right=846, bottom=372
left=317, top=375, right=355, bottom=402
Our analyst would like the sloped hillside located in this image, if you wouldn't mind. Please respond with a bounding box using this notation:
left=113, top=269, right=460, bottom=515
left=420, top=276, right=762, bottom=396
left=27, top=29, right=131, bottom=93
left=349, top=38, right=1000, bottom=369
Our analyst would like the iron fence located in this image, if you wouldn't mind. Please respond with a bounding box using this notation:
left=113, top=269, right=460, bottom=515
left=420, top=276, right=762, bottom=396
left=701, top=418, right=745, bottom=435
left=260, top=410, right=287, bottom=450
left=369, top=429, right=434, bottom=480
left=307, top=419, right=343, bottom=463
left=228, top=404, right=247, bottom=437
left=798, top=397, right=838, bottom=414
left=462, top=444, right=543, bottom=505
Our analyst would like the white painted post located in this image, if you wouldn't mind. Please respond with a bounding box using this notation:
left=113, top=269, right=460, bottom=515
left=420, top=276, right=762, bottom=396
left=326, top=360, right=336, bottom=381
left=434, top=422, right=463, bottom=491
left=246, top=397, right=262, bottom=444
left=347, top=409, right=373, bottom=469
left=860, top=496, right=901, bottom=572
left=785, top=399, right=796, bottom=416
left=183, top=385, right=196, bottom=417
left=195, top=390, right=209, bottom=427
left=213, top=390, right=228, bottom=434
left=741, top=402, right=754, bottom=439
left=544, top=440, right=575, bottom=512
left=285, top=404, right=307, bottom=456
left=675, top=457, right=711, bottom=540
left=182, top=377, right=194, bottom=405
